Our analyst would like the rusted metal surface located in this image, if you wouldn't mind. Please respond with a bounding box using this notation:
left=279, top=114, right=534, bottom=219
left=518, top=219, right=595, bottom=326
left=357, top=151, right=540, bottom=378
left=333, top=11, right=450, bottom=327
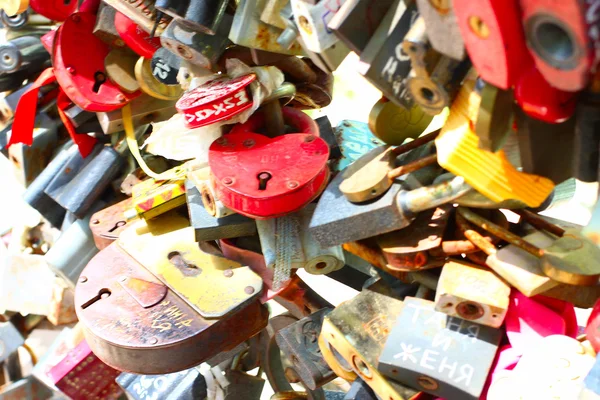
left=75, top=242, right=269, bottom=374
left=387, top=153, right=438, bottom=180
left=89, top=198, right=134, bottom=250
left=515, top=209, right=566, bottom=237
left=275, top=276, right=333, bottom=320
left=454, top=212, right=498, bottom=256
left=391, top=129, right=441, bottom=156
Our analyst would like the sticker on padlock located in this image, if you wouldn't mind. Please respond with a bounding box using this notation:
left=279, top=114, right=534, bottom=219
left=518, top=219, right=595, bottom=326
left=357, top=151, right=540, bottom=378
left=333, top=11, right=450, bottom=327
left=229, top=0, right=304, bottom=55
left=29, top=0, right=77, bottom=22
left=368, top=98, right=433, bottom=146
left=76, top=240, right=268, bottom=374
left=151, top=47, right=180, bottom=86
left=53, top=12, right=139, bottom=112
left=434, top=70, right=555, bottom=208
left=435, top=259, right=510, bottom=328
left=378, top=297, right=502, bottom=399
left=135, top=55, right=183, bottom=100
left=453, top=0, right=530, bottom=90
left=47, top=339, right=123, bottom=400
left=89, top=198, right=135, bottom=250
left=358, top=0, right=418, bottom=110
left=176, top=74, right=257, bottom=129
left=319, top=289, right=421, bottom=400
left=328, top=0, right=396, bottom=56
left=291, top=0, right=346, bottom=53
left=403, top=16, right=471, bottom=116
left=519, top=0, right=600, bottom=92
left=114, top=11, right=162, bottom=59
left=185, top=179, right=257, bottom=242
left=209, top=107, right=329, bottom=219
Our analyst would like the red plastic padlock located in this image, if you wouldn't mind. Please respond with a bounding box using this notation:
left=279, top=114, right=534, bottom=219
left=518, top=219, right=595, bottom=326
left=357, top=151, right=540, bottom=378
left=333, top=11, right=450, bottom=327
left=114, top=11, right=162, bottom=59
left=30, top=0, right=78, bottom=22
left=176, top=74, right=257, bottom=129
left=453, top=0, right=531, bottom=89
left=586, top=298, right=600, bottom=353
left=519, top=0, right=600, bottom=92
left=514, top=65, right=577, bottom=123
left=209, top=107, right=329, bottom=219
left=53, top=12, right=139, bottom=112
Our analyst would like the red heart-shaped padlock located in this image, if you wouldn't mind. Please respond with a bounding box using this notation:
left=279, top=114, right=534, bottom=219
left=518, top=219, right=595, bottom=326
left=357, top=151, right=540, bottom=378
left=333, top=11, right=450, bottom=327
left=53, top=12, right=140, bottom=112
left=209, top=107, right=329, bottom=219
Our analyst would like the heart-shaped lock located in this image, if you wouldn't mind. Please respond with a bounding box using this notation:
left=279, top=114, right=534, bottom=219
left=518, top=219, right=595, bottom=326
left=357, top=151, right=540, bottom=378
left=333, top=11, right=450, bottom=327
left=53, top=12, right=140, bottom=112
left=114, top=11, right=162, bottom=59
left=209, top=107, right=329, bottom=219
left=30, top=0, right=77, bottom=21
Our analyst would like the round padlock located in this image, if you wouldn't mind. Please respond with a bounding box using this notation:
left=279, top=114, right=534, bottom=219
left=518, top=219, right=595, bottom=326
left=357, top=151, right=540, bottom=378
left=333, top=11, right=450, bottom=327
left=134, top=56, right=182, bottom=100
left=368, top=99, right=432, bottom=145
left=176, top=74, right=257, bottom=129
left=209, top=107, right=329, bottom=219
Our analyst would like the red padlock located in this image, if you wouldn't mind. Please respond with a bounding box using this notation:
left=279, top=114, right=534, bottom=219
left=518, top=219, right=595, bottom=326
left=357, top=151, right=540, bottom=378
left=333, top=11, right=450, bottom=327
left=453, top=0, right=531, bottom=89
left=30, top=0, right=78, bottom=22
left=53, top=12, right=139, bottom=112
left=519, top=0, right=600, bottom=92
left=209, top=107, right=329, bottom=219
left=176, top=74, right=257, bottom=129
left=514, top=64, right=577, bottom=123
left=586, top=298, right=600, bottom=353
left=114, top=11, right=162, bottom=59
left=47, top=339, right=123, bottom=400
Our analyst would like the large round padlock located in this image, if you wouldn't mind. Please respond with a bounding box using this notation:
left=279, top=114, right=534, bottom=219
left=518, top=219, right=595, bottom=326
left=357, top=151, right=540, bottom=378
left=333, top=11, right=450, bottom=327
left=209, top=107, right=329, bottom=219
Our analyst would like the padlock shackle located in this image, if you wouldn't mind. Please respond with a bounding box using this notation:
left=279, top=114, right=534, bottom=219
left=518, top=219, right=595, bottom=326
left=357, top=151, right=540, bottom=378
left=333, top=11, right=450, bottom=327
left=401, top=175, right=471, bottom=214
left=455, top=212, right=498, bottom=256
left=515, top=209, right=566, bottom=237
left=391, top=128, right=440, bottom=156
left=457, top=207, right=544, bottom=258
left=387, top=153, right=438, bottom=180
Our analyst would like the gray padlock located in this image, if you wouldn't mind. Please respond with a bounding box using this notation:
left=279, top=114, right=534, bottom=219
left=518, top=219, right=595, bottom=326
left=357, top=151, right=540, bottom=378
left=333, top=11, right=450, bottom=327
left=358, top=0, right=418, bottom=110
left=378, top=297, right=502, bottom=399
left=96, top=95, right=176, bottom=134
left=0, top=322, right=24, bottom=364
left=117, top=367, right=207, bottom=400
left=0, top=36, right=49, bottom=75
left=185, top=180, right=257, bottom=242
left=93, top=2, right=126, bottom=48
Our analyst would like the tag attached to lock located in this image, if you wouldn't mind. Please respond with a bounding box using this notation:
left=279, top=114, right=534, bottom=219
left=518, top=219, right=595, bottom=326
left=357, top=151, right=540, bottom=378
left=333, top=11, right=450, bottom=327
left=209, top=107, right=329, bottom=219
left=176, top=74, right=257, bottom=129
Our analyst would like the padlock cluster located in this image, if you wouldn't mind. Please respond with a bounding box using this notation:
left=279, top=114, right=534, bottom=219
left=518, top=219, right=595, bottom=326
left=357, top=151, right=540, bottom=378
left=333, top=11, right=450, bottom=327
left=2, top=1, right=600, bottom=400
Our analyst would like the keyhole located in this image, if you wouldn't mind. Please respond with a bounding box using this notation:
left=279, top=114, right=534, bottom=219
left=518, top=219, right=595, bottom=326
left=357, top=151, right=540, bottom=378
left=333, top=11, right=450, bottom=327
left=64, top=0, right=71, bottom=4
left=108, top=221, right=126, bottom=233
left=168, top=251, right=201, bottom=276
left=93, top=71, right=107, bottom=93
left=257, top=172, right=272, bottom=191
left=81, top=288, right=111, bottom=309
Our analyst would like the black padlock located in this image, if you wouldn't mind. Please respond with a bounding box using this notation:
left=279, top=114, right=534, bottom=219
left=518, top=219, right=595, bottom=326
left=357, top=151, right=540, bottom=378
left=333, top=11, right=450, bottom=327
left=0, top=36, right=49, bottom=74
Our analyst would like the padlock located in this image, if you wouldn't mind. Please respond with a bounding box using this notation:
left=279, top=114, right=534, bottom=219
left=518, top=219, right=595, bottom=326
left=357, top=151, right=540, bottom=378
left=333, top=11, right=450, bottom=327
left=332, top=119, right=385, bottom=172
left=93, top=2, right=126, bottom=48
left=47, top=277, right=78, bottom=326
left=185, top=180, right=257, bottom=242
left=368, top=99, right=433, bottom=146
left=151, top=47, right=181, bottom=86
left=63, top=104, right=103, bottom=133
left=45, top=204, right=104, bottom=288
left=453, top=0, right=530, bottom=90
left=160, top=18, right=231, bottom=71
left=124, top=166, right=186, bottom=221
left=53, top=12, right=138, bottom=112
left=327, top=0, right=396, bottom=55
left=291, top=0, right=346, bottom=53
left=89, top=198, right=135, bottom=250
left=519, top=0, right=600, bottom=92
left=319, top=289, right=421, bottom=400
left=415, top=0, right=464, bottom=60
left=460, top=207, right=600, bottom=286
left=104, top=0, right=170, bottom=36
left=114, top=11, right=162, bottom=59
left=344, top=378, right=377, bottom=400
left=47, top=339, right=123, bottom=400
left=0, top=375, right=54, bottom=400
left=256, top=204, right=345, bottom=289
left=402, top=16, right=471, bottom=116
left=0, top=0, right=28, bottom=17
left=176, top=73, right=257, bottom=129
left=7, top=112, right=57, bottom=187
left=208, top=107, right=329, bottom=219
left=434, top=259, right=510, bottom=328
left=134, top=55, right=183, bottom=100
left=76, top=215, right=268, bottom=373
left=514, top=106, right=576, bottom=184
left=582, top=355, right=600, bottom=398
left=29, top=0, right=77, bottom=22
left=434, top=70, right=555, bottom=208
left=0, top=36, right=49, bottom=75
left=309, top=148, right=469, bottom=248
left=157, top=0, right=229, bottom=36
left=574, top=90, right=600, bottom=183
left=487, top=335, right=595, bottom=400
left=0, top=8, right=28, bottom=31
left=104, top=48, right=141, bottom=94
left=474, top=81, right=512, bottom=152
left=116, top=367, right=207, bottom=400
left=261, top=0, right=289, bottom=29
left=313, top=116, right=341, bottom=160
left=220, top=365, right=266, bottom=399
left=297, top=39, right=350, bottom=75
left=275, top=308, right=335, bottom=390
left=378, top=297, right=502, bottom=399
left=0, top=322, right=24, bottom=364
left=358, top=0, right=418, bottom=110
left=96, top=94, right=176, bottom=134
left=229, top=0, right=304, bottom=55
